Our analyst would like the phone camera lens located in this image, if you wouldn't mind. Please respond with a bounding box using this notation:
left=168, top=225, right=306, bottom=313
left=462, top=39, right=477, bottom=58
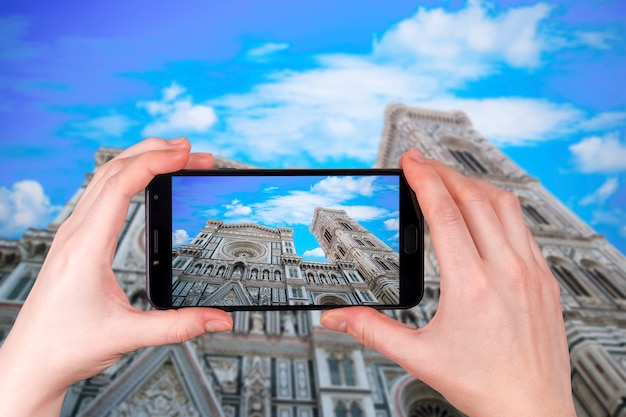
left=153, top=194, right=159, bottom=200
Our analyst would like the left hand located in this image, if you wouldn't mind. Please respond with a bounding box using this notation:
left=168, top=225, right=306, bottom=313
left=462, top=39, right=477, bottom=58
left=0, top=138, right=233, bottom=417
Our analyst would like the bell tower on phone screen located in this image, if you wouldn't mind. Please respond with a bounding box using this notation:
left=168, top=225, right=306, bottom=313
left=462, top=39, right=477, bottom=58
left=310, top=207, right=400, bottom=304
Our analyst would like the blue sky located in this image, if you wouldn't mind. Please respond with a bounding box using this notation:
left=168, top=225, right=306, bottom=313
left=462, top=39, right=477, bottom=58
left=0, top=0, right=625, bottom=254
left=171, top=175, right=400, bottom=261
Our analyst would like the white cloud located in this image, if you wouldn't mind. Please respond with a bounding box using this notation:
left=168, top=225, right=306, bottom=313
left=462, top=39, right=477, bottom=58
left=208, top=57, right=436, bottom=165
left=247, top=42, right=289, bottom=58
left=172, top=229, right=191, bottom=246
left=570, top=133, right=626, bottom=173
left=580, top=177, right=619, bottom=206
left=218, top=176, right=392, bottom=228
left=420, top=96, right=581, bottom=146
left=372, top=1, right=552, bottom=74
left=68, top=113, right=134, bottom=140
left=162, top=83, right=186, bottom=101
left=139, top=82, right=217, bottom=137
left=588, top=208, right=626, bottom=236
left=131, top=0, right=615, bottom=167
left=192, top=1, right=610, bottom=164
left=578, top=112, right=626, bottom=131
left=574, top=31, right=615, bottom=49
left=303, top=247, right=326, bottom=258
left=310, top=176, right=378, bottom=198
left=224, top=199, right=252, bottom=217
left=0, top=180, right=60, bottom=237
left=340, top=205, right=389, bottom=222
left=199, top=208, right=220, bottom=218
left=384, top=217, right=399, bottom=231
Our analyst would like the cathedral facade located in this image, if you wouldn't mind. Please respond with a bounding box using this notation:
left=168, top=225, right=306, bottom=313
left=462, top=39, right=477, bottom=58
left=0, top=103, right=625, bottom=416
left=172, top=207, right=399, bottom=308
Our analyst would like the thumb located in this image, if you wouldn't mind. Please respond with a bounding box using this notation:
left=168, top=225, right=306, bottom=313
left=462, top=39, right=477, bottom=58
left=123, top=308, right=233, bottom=350
left=321, top=307, right=428, bottom=367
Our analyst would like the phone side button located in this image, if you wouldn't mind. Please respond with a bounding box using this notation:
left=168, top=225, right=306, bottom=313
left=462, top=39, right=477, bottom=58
left=153, top=230, right=159, bottom=254
left=403, top=224, right=418, bottom=255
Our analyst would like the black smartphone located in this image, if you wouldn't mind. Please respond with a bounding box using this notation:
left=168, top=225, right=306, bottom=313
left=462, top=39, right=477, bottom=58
left=145, top=169, right=424, bottom=311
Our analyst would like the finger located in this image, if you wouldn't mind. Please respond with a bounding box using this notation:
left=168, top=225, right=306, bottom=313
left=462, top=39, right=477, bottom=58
left=72, top=138, right=190, bottom=221
left=400, top=151, right=481, bottom=283
left=111, top=137, right=189, bottom=162
left=121, top=308, right=233, bottom=351
left=427, top=161, right=513, bottom=261
left=185, top=152, right=215, bottom=170
left=73, top=147, right=194, bottom=254
left=527, top=229, right=560, bottom=293
left=472, top=179, right=535, bottom=262
left=321, top=307, right=434, bottom=377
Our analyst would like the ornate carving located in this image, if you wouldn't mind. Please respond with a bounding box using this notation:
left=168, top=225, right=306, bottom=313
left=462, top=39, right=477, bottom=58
left=108, top=361, right=200, bottom=417
left=242, top=356, right=272, bottom=417
left=207, top=357, right=239, bottom=393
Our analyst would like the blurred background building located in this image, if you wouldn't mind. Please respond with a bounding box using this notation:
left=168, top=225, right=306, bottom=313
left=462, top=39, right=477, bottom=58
left=0, top=103, right=624, bottom=417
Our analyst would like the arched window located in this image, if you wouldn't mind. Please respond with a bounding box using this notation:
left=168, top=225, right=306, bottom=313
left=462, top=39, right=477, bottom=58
left=338, top=246, right=346, bottom=257
left=521, top=202, right=551, bottom=226
left=376, top=258, right=391, bottom=271
left=288, top=267, right=298, bottom=278
left=360, top=291, right=374, bottom=303
left=347, top=271, right=360, bottom=282
left=339, top=221, right=353, bottom=231
left=549, top=260, right=591, bottom=297
left=324, top=229, right=333, bottom=244
left=327, top=354, right=357, bottom=387
left=349, top=402, right=362, bottom=417
left=291, top=286, right=304, bottom=298
left=173, top=257, right=186, bottom=269
left=582, top=261, right=626, bottom=300
left=333, top=401, right=363, bottom=417
left=341, top=356, right=356, bottom=386
left=334, top=401, right=347, bottom=417
left=449, top=149, right=488, bottom=174
left=328, top=356, right=341, bottom=385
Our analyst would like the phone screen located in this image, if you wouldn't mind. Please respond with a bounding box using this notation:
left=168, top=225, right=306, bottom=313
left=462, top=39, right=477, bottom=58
left=146, top=170, right=423, bottom=310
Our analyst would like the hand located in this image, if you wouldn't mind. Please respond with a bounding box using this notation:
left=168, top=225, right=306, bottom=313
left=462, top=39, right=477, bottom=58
left=321, top=150, right=576, bottom=416
left=0, top=138, right=233, bottom=416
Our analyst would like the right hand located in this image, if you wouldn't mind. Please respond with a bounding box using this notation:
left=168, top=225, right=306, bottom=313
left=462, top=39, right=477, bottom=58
left=321, top=149, right=576, bottom=416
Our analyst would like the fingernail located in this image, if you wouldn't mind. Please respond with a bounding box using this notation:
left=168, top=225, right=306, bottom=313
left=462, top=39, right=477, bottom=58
left=409, top=148, right=425, bottom=163
left=321, top=314, right=348, bottom=333
left=169, top=137, right=187, bottom=145
left=205, top=320, right=232, bottom=333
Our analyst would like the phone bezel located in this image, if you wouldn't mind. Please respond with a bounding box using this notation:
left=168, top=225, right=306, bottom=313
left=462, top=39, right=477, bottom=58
left=146, top=168, right=424, bottom=311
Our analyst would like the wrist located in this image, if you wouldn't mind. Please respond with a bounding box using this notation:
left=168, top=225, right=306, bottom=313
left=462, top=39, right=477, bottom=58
left=0, top=332, right=68, bottom=417
left=461, top=391, right=577, bottom=417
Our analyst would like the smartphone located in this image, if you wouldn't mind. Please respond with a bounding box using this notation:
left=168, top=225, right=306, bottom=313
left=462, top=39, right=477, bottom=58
left=145, top=169, right=424, bottom=311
